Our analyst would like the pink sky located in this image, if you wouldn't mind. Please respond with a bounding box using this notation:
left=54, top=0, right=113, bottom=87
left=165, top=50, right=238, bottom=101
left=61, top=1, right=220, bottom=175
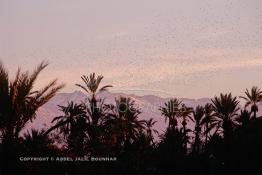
left=0, top=0, right=262, bottom=98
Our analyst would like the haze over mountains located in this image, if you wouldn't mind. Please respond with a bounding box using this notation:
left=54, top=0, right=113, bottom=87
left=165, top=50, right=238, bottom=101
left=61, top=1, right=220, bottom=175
left=26, top=91, right=210, bottom=134
left=26, top=91, right=262, bottom=135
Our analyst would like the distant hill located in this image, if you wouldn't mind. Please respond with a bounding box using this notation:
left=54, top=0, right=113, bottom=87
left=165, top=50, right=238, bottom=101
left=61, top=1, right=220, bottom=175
left=25, top=91, right=211, bottom=135
left=25, top=91, right=262, bottom=136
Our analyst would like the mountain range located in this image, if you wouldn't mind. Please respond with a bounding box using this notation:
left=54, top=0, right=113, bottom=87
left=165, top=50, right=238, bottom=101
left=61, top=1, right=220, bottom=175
left=23, top=91, right=262, bottom=137
left=25, top=91, right=211, bottom=135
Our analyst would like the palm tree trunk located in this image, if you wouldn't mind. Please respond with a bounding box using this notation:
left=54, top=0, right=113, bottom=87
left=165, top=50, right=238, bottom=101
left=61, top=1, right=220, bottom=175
left=205, top=123, right=208, bottom=145
left=91, top=94, right=99, bottom=126
left=182, top=120, right=187, bottom=153
left=223, top=119, right=233, bottom=171
left=195, top=128, right=201, bottom=154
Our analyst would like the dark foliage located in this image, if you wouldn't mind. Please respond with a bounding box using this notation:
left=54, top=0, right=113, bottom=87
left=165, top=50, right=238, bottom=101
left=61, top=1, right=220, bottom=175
left=1, top=67, right=262, bottom=175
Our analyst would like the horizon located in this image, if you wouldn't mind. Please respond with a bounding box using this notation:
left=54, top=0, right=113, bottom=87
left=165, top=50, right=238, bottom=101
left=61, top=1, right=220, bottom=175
left=1, top=0, right=262, bottom=98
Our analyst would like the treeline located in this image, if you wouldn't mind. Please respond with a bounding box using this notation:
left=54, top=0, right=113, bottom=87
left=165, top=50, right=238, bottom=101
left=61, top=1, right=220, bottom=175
left=1, top=62, right=262, bottom=175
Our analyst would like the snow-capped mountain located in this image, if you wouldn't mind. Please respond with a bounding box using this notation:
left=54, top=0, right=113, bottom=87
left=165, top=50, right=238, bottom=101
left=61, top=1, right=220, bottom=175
left=25, top=91, right=211, bottom=135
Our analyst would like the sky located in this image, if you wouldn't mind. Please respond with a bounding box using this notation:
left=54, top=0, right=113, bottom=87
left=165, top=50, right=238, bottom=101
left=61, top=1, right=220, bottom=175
left=0, top=0, right=262, bottom=98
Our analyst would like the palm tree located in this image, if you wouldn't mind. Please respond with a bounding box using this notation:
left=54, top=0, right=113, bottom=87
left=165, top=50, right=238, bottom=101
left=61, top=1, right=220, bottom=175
left=192, top=105, right=205, bottom=154
left=236, top=109, right=252, bottom=129
left=0, top=61, right=64, bottom=144
left=160, top=98, right=181, bottom=130
left=202, top=103, right=216, bottom=144
left=179, top=103, right=193, bottom=152
left=75, top=73, right=112, bottom=96
left=75, top=73, right=112, bottom=126
left=46, top=102, right=87, bottom=135
left=211, top=93, right=239, bottom=169
left=211, top=93, right=239, bottom=138
left=117, top=97, right=145, bottom=145
left=84, top=97, right=108, bottom=127
left=240, top=86, right=262, bottom=119
left=144, top=118, right=158, bottom=144
left=105, top=97, right=145, bottom=149
left=44, top=102, right=88, bottom=154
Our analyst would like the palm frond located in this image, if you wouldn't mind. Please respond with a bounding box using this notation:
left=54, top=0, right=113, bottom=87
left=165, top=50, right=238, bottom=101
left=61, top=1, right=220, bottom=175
left=75, top=83, right=89, bottom=93
left=99, top=85, right=113, bottom=92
